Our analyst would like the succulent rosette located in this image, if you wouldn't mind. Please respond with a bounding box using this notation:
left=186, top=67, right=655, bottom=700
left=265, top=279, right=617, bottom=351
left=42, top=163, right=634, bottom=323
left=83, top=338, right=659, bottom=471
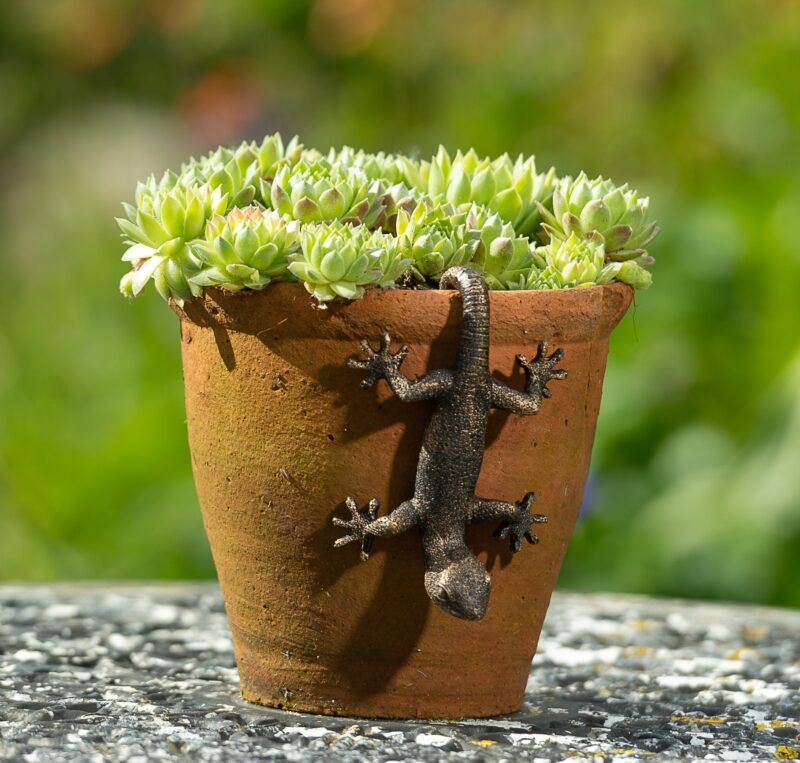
left=288, top=223, right=411, bottom=302
left=118, top=132, right=660, bottom=306
left=513, top=233, right=652, bottom=291
left=189, top=207, right=300, bottom=291
left=395, top=201, right=478, bottom=282
left=190, top=133, right=305, bottom=203
left=531, top=233, right=606, bottom=289
left=537, top=172, right=659, bottom=261
left=263, top=160, right=387, bottom=227
left=463, top=206, right=534, bottom=289
left=118, top=183, right=229, bottom=304
left=401, top=147, right=557, bottom=237
left=133, top=134, right=304, bottom=214
left=596, top=259, right=653, bottom=289
left=327, top=146, right=405, bottom=184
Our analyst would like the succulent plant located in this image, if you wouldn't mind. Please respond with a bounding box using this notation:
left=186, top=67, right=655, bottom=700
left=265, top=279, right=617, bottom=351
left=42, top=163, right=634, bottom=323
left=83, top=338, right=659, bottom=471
left=118, top=183, right=229, bottom=304
left=189, top=207, right=300, bottom=291
left=597, top=258, right=653, bottom=289
left=263, top=160, right=388, bottom=227
left=373, top=181, right=419, bottom=233
left=395, top=201, right=478, bottom=282
left=118, top=132, right=659, bottom=305
left=537, top=172, right=659, bottom=261
left=532, top=233, right=606, bottom=288
left=288, top=223, right=412, bottom=302
left=464, top=206, right=534, bottom=289
left=190, top=133, right=304, bottom=196
left=327, top=146, right=405, bottom=184
left=133, top=134, right=304, bottom=215
left=511, top=233, right=653, bottom=291
left=401, top=147, right=557, bottom=237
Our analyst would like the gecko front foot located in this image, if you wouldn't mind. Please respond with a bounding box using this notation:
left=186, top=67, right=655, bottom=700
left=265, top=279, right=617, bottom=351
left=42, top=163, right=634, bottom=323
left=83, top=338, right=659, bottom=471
left=494, top=492, right=547, bottom=552
left=516, top=341, right=567, bottom=399
left=347, top=332, right=409, bottom=389
left=333, top=496, right=380, bottom=561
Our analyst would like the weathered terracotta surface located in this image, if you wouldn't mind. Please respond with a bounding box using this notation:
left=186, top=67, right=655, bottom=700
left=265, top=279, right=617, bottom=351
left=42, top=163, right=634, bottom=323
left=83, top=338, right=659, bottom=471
left=176, top=282, right=632, bottom=719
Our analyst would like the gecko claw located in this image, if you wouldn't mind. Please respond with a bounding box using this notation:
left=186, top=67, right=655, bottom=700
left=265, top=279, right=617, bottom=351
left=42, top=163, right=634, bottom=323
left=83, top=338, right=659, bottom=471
left=333, top=496, right=380, bottom=561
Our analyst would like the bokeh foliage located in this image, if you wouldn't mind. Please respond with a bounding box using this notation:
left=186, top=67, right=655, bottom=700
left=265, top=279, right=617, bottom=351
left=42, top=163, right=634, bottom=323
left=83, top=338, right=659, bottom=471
left=0, top=0, right=798, bottom=605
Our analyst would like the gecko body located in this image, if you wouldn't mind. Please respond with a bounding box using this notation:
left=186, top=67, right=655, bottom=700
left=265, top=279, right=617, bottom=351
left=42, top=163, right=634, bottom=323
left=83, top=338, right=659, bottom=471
left=334, top=266, right=566, bottom=620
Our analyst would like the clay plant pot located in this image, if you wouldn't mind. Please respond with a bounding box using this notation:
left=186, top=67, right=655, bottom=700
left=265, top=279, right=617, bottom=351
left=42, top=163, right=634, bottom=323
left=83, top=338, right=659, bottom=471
left=174, top=281, right=632, bottom=719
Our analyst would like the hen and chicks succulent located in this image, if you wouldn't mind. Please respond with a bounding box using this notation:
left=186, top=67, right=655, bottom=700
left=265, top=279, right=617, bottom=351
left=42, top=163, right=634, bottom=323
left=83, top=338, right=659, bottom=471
left=118, top=133, right=659, bottom=305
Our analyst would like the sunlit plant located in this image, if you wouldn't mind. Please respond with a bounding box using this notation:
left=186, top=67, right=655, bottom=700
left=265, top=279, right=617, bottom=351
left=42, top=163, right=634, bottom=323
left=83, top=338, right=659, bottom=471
left=118, top=133, right=659, bottom=305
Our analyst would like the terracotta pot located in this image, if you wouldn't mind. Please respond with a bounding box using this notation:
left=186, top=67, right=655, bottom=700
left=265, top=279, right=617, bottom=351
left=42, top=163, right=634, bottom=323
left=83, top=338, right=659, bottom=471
left=175, top=281, right=632, bottom=719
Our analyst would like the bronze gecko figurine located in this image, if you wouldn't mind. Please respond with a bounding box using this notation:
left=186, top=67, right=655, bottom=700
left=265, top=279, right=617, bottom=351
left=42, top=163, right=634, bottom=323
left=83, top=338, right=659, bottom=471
left=333, top=266, right=567, bottom=620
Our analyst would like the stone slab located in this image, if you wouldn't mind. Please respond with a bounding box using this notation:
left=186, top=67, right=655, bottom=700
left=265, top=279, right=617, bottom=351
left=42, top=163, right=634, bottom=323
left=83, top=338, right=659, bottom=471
left=0, top=584, right=798, bottom=761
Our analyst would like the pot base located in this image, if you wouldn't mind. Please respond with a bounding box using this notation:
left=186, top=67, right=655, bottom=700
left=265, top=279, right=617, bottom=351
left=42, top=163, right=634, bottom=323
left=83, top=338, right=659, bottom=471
left=230, top=569, right=542, bottom=719
left=239, top=687, right=525, bottom=720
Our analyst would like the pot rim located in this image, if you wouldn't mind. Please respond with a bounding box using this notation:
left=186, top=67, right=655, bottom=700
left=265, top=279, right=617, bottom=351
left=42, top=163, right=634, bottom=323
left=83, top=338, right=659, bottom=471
left=194, top=279, right=631, bottom=301
left=175, top=280, right=634, bottom=313
left=174, top=281, right=634, bottom=344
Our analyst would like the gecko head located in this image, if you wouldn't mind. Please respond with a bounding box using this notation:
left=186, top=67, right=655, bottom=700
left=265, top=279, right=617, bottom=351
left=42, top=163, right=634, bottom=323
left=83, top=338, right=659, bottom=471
left=424, top=556, right=491, bottom=621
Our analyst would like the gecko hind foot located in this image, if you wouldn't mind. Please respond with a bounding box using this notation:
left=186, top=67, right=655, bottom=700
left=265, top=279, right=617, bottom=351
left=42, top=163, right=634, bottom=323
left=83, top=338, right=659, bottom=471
left=493, top=491, right=547, bottom=552
left=333, top=496, right=380, bottom=561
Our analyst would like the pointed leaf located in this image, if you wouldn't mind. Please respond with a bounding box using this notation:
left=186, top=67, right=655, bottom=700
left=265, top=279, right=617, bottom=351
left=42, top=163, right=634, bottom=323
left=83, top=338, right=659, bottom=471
left=131, top=255, right=165, bottom=296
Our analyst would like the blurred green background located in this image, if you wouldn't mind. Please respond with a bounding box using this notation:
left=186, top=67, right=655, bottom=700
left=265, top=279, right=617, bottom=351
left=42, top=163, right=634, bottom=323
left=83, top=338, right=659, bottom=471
left=1, top=0, right=798, bottom=606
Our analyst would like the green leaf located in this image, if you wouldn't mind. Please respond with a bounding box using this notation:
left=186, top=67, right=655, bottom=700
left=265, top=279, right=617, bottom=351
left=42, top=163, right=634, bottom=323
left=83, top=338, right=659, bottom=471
left=490, top=188, right=523, bottom=224
left=446, top=166, right=471, bottom=206
left=210, top=168, right=233, bottom=197
left=137, top=210, right=170, bottom=246
left=602, top=188, right=627, bottom=222
left=226, top=263, right=258, bottom=279
left=164, top=258, right=193, bottom=301
left=153, top=263, right=171, bottom=302
left=131, top=255, right=165, bottom=296
left=234, top=227, right=259, bottom=262
left=183, top=195, right=206, bottom=240
left=160, top=195, right=185, bottom=238
left=552, top=190, right=568, bottom=221
left=319, top=250, right=346, bottom=281
left=579, top=200, right=611, bottom=232
left=293, top=197, right=322, bottom=223
left=121, top=243, right=157, bottom=263
left=470, top=168, right=496, bottom=205
left=250, top=243, right=280, bottom=270
left=330, top=281, right=360, bottom=299
left=116, top=217, right=150, bottom=245
left=603, top=224, right=632, bottom=251
left=215, top=237, right=238, bottom=265
left=319, top=187, right=346, bottom=218
left=190, top=267, right=227, bottom=286
left=233, top=186, right=256, bottom=207
left=287, top=261, right=310, bottom=281
left=344, top=252, right=370, bottom=280
left=428, top=158, right=447, bottom=199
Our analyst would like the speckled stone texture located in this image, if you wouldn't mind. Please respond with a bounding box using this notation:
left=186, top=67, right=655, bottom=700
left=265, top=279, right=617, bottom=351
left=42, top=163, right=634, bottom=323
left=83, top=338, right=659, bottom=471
left=0, top=585, right=798, bottom=762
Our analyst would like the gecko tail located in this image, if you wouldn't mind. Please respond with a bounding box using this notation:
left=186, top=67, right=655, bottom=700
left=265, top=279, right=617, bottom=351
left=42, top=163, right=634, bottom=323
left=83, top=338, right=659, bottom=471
left=439, top=266, right=490, bottom=370
left=439, top=266, right=489, bottom=317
